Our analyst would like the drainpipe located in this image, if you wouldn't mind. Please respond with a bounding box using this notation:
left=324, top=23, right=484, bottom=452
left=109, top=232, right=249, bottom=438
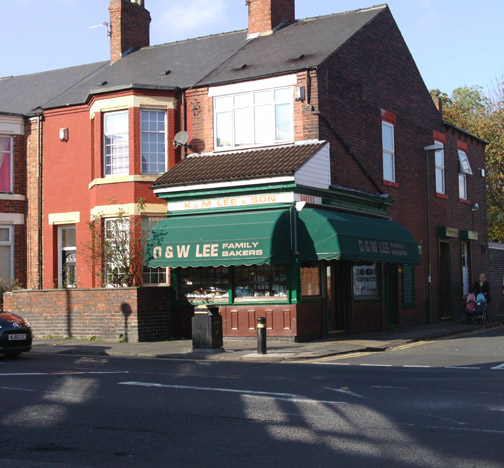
left=37, top=112, right=44, bottom=290
left=424, top=143, right=443, bottom=324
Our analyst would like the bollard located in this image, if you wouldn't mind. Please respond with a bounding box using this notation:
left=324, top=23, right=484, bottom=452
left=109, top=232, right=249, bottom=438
left=257, top=317, right=267, bottom=354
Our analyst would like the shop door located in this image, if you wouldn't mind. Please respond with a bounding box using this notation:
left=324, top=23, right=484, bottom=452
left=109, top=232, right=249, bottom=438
left=326, top=262, right=350, bottom=333
left=439, top=241, right=452, bottom=319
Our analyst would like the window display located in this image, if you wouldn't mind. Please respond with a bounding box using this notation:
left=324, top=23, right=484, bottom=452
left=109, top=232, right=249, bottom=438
left=234, top=264, right=287, bottom=302
left=179, top=267, right=229, bottom=303
left=353, top=264, right=378, bottom=298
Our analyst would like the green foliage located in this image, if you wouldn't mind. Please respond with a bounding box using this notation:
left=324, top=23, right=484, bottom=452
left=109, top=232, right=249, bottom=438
left=433, top=81, right=504, bottom=242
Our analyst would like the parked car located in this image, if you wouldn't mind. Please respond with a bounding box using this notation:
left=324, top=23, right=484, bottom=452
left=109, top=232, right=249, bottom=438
left=0, top=311, right=32, bottom=357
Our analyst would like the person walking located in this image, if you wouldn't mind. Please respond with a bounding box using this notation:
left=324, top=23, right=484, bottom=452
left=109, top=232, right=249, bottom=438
left=472, top=273, right=491, bottom=304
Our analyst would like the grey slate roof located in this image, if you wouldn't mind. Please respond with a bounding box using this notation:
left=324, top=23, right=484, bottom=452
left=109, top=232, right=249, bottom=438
left=152, top=141, right=327, bottom=188
left=0, top=5, right=386, bottom=116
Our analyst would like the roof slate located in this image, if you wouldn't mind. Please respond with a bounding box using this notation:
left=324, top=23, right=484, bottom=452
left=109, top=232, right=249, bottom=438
left=0, top=5, right=386, bottom=115
left=152, top=141, right=327, bottom=188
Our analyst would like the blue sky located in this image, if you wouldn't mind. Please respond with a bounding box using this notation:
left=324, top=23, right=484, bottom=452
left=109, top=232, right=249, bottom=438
left=2, top=0, right=502, bottom=95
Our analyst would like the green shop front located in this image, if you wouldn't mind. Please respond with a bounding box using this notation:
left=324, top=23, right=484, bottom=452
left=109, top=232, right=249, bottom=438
left=148, top=143, right=420, bottom=340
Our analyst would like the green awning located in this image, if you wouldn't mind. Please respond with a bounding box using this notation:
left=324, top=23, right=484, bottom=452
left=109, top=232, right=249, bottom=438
left=146, top=209, right=292, bottom=268
left=297, top=208, right=420, bottom=264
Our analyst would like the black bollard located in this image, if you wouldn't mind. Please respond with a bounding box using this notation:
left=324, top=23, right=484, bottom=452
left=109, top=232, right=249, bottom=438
left=257, top=317, right=267, bottom=354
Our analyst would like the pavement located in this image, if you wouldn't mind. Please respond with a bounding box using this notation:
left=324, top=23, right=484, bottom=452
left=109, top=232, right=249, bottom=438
left=29, top=321, right=503, bottom=362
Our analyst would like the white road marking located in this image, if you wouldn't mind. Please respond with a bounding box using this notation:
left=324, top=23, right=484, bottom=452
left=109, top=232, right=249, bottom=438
left=445, top=366, right=480, bottom=370
left=119, top=381, right=301, bottom=398
left=403, top=365, right=431, bottom=368
left=359, top=363, right=392, bottom=367
left=491, top=363, right=504, bottom=370
left=0, top=371, right=129, bottom=377
left=324, top=387, right=367, bottom=399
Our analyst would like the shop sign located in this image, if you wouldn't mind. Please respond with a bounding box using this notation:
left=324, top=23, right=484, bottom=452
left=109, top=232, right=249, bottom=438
left=357, top=239, right=409, bottom=258
left=169, top=193, right=294, bottom=212
left=152, top=241, right=267, bottom=261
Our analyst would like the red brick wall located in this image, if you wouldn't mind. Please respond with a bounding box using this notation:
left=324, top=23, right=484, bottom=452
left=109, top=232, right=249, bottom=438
left=313, top=8, right=489, bottom=322
left=248, top=0, right=295, bottom=35
left=3, top=287, right=173, bottom=342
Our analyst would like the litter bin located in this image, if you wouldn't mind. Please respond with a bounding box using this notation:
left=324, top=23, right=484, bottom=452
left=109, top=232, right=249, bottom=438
left=192, top=305, right=223, bottom=350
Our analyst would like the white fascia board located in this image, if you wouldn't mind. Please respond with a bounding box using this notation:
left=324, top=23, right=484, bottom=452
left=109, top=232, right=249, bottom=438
left=154, top=176, right=295, bottom=195
left=208, top=74, right=298, bottom=97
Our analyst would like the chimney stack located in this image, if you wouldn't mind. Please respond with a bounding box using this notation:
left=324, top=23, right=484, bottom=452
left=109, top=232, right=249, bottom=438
left=247, top=0, right=295, bottom=37
left=109, top=0, right=151, bottom=64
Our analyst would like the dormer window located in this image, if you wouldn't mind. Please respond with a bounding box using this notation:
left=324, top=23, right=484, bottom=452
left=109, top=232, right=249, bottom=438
left=214, top=86, right=293, bottom=149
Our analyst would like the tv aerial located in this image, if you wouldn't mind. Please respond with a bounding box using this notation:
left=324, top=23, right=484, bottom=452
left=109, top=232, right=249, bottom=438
left=89, top=21, right=111, bottom=37
left=173, top=131, right=192, bottom=150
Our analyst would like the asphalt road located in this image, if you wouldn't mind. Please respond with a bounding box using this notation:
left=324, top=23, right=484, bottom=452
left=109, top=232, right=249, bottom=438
left=1, top=328, right=503, bottom=468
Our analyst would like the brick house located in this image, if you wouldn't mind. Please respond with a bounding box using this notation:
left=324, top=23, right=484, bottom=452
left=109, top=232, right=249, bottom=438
left=0, top=0, right=489, bottom=340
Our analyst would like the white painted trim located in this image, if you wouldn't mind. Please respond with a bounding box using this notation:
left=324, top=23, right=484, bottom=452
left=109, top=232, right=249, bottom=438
left=0, top=213, right=24, bottom=225
left=154, top=176, right=295, bottom=194
left=208, top=74, right=298, bottom=97
left=0, top=194, right=25, bottom=201
left=89, top=175, right=159, bottom=189
left=489, top=242, right=504, bottom=251
left=48, top=212, right=80, bottom=225
left=90, top=203, right=167, bottom=218
left=90, top=95, right=177, bottom=119
left=0, top=116, right=24, bottom=135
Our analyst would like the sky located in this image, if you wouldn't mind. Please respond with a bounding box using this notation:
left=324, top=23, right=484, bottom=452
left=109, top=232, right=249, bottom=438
left=1, top=0, right=502, bottom=96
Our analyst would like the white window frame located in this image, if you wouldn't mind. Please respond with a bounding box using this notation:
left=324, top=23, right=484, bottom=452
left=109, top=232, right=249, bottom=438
left=104, top=111, right=129, bottom=176
left=434, top=141, right=445, bottom=194
left=104, top=217, right=130, bottom=286
left=382, top=121, right=395, bottom=182
left=141, top=110, right=166, bottom=174
left=142, top=217, right=168, bottom=285
left=57, top=225, right=76, bottom=288
left=0, top=135, right=13, bottom=193
left=0, top=225, right=13, bottom=283
left=459, top=171, right=467, bottom=200
left=458, top=150, right=473, bottom=175
left=213, top=87, right=294, bottom=150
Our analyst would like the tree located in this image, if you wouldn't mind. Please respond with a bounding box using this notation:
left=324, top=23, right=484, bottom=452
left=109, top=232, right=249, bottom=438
left=432, top=82, right=504, bottom=242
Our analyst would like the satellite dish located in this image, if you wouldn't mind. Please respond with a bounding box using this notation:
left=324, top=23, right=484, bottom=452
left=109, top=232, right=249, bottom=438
left=173, top=131, right=189, bottom=147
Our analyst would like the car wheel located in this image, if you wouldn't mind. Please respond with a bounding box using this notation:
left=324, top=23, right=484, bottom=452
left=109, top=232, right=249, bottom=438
left=4, top=352, right=22, bottom=358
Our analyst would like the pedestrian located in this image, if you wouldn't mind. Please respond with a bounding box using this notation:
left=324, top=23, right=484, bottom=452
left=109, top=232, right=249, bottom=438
left=472, top=273, right=491, bottom=304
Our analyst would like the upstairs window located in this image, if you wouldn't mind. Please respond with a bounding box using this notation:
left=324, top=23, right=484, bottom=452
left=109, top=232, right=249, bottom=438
left=104, top=111, right=129, bottom=176
left=214, top=87, right=293, bottom=149
left=434, top=141, right=445, bottom=194
left=382, top=121, right=395, bottom=182
left=458, top=148, right=472, bottom=200
left=0, top=135, right=13, bottom=193
left=141, top=110, right=166, bottom=174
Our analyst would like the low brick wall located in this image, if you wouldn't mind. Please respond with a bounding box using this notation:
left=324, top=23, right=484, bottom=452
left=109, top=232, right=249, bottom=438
left=2, top=287, right=174, bottom=342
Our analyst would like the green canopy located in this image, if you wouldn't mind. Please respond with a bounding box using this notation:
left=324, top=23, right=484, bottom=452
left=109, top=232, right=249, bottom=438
left=297, top=208, right=420, bottom=264
left=146, top=209, right=292, bottom=268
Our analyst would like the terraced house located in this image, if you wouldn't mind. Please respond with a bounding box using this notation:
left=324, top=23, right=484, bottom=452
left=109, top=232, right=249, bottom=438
left=1, top=0, right=490, bottom=341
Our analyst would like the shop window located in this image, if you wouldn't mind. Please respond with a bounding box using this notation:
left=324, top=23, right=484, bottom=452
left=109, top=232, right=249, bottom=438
left=382, top=121, right=395, bottom=182
left=234, top=264, right=287, bottom=302
left=353, top=264, right=378, bottom=299
left=141, top=110, right=166, bottom=174
left=142, top=217, right=168, bottom=285
left=402, top=264, right=415, bottom=308
left=179, top=267, right=229, bottom=303
left=104, top=111, right=129, bottom=176
left=58, top=225, right=76, bottom=288
left=434, top=142, right=445, bottom=194
left=214, top=87, right=293, bottom=149
left=0, top=225, right=13, bottom=283
left=301, top=263, right=321, bottom=297
left=0, top=135, right=13, bottom=193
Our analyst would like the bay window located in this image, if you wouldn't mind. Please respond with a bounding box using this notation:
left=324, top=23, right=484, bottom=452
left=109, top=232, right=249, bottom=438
left=214, top=87, right=293, bottom=149
left=0, top=135, right=13, bottom=193
left=141, top=110, right=166, bottom=174
left=104, top=111, right=129, bottom=176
